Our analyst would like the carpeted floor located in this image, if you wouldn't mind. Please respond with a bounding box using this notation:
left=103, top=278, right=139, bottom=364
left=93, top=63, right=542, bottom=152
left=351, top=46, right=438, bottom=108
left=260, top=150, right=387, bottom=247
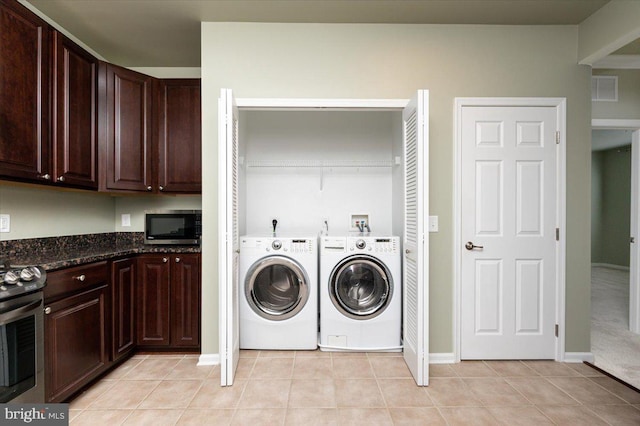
left=591, top=266, right=640, bottom=389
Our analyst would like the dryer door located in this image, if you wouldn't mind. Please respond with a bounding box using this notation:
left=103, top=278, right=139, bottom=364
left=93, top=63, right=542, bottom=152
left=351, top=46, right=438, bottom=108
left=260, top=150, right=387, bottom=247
left=245, top=256, right=310, bottom=321
left=330, top=255, right=393, bottom=320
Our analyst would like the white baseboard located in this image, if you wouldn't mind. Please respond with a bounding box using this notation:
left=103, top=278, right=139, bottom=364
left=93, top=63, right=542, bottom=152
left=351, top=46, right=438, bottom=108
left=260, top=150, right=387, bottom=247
left=591, top=263, right=630, bottom=271
left=563, top=352, right=594, bottom=363
left=429, top=353, right=456, bottom=364
left=198, top=353, right=220, bottom=366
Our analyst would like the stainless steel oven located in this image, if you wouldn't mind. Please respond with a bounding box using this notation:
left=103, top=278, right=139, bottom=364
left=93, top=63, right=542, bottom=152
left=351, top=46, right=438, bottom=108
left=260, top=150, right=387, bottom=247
left=0, top=265, right=46, bottom=403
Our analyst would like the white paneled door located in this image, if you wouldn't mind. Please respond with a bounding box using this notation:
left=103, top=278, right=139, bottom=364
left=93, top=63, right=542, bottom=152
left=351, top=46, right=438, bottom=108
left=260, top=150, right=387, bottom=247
left=460, top=104, right=560, bottom=359
left=219, top=89, right=240, bottom=385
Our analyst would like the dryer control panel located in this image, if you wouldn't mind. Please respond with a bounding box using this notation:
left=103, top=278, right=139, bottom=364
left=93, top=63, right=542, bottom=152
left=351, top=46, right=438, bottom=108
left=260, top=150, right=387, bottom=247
left=241, top=236, right=316, bottom=254
left=347, top=236, right=399, bottom=253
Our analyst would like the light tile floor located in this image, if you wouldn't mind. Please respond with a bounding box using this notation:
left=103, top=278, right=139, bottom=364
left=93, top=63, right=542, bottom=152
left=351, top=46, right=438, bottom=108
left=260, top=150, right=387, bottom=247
left=68, top=351, right=640, bottom=425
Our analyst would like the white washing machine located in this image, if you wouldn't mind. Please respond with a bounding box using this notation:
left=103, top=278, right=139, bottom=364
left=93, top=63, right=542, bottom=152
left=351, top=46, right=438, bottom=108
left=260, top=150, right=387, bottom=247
left=239, top=235, right=318, bottom=350
left=319, top=235, right=402, bottom=351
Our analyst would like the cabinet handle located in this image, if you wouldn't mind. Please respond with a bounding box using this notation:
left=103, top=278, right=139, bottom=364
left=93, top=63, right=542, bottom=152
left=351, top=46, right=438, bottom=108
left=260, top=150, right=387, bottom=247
left=163, top=257, right=168, bottom=263
left=57, top=176, right=65, bottom=182
left=175, top=257, right=181, bottom=263
left=73, top=274, right=86, bottom=281
left=159, top=186, right=164, bottom=191
left=39, top=174, right=51, bottom=180
left=44, top=307, right=51, bottom=315
left=147, top=186, right=153, bottom=191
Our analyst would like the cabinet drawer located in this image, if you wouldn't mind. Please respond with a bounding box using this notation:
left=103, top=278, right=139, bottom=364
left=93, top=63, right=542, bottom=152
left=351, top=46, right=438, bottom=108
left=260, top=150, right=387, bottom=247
left=45, top=261, right=108, bottom=301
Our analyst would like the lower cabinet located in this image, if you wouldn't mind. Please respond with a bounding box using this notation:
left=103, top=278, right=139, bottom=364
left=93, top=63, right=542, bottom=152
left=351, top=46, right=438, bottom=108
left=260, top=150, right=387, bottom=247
left=111, top=258, right=136, bottom=362
left=44, top=253, right=200, bottom=402
left=137, top=254, right=200, bottom=349
left=44, top=262, right=109, bottom=403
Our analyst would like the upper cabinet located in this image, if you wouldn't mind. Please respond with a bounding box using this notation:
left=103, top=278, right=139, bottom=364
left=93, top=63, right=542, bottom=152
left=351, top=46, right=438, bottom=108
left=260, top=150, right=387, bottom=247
left=99, top=67, right=202, bottom=194
left=0, top=0, right=51, bottom=182
left=52, top=31, right=98, bottom=189
left=99, top=62, right=154, bottom=192
left=157, top=79, right=202, bottom=193
left=0, top=0, right=98, bottom=189
left=0, top=1, right=201, bottom=193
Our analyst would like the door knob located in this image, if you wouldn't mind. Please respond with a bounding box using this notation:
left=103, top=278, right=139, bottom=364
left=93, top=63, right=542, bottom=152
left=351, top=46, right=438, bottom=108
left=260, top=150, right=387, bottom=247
left=465, top=241, right=484, bottom=251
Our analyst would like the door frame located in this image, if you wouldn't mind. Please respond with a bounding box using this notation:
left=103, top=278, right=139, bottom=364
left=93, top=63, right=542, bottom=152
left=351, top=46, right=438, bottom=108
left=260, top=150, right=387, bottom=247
left=453, top=97, right=567, bottom=362
left=592, top=119, right=640, bottom=334
left=218, top=96, right=432, bottom=385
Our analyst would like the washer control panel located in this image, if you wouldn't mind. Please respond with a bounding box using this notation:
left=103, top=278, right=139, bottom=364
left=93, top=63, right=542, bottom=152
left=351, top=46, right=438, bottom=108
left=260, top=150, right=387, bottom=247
left=348, top=237, right=399, bottom=253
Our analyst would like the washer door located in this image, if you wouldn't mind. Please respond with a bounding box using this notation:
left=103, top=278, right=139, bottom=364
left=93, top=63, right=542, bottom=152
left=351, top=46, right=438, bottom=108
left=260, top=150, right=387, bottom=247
left=329, top=255, right=393, bottom=320
left=245, top=255, right=310, bottom=321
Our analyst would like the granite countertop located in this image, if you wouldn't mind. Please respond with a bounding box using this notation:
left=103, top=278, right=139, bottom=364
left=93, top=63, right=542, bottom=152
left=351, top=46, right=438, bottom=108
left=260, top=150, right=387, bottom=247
left=1, top=232, right=201, bottom=271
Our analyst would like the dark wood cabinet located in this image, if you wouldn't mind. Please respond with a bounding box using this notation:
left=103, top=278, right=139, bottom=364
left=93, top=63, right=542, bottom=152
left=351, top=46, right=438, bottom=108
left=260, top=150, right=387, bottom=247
left=99, top=62, right=154, bottom=192
left=157, top=79, right=201, bottom=193
left=136, top=255, right=171, bottom=346
left=44, top=262, right=109, bottom=403
left=0, top=0, right=51, bottom=182
left=52, top=31, right=98, bottom=189
left=171, top=254, right=201, bottom=347
left=137, top=254, right=200, bottom=348
left=111, top=258, right=136, bottom=361
left=0, top=2, right=200, bottom=193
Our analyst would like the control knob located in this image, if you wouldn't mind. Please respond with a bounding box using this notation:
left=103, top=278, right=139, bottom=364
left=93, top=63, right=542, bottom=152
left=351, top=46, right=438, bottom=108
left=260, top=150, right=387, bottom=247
left=355, top=239, right=366, bottom=250
left=272, top=240, right=282, bottom=250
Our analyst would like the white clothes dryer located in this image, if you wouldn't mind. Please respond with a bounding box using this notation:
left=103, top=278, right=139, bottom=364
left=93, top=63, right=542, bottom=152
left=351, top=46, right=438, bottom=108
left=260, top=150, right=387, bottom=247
left=319, top=235, right=402, bottom=351
left=239, top=235, right=318, bottom=350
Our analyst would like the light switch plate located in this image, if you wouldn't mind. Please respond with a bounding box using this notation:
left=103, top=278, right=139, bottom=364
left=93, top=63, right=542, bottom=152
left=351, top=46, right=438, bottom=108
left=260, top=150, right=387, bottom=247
left=0, top=214, right=10, bottom=233
left=429, top=215, right=438, bottom=232
left=121, top=214, right=131, bottom=227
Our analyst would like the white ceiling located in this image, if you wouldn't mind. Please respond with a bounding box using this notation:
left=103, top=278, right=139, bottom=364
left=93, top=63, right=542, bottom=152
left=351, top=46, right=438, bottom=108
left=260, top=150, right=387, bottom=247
left=24, top=0, right=610, bottom=67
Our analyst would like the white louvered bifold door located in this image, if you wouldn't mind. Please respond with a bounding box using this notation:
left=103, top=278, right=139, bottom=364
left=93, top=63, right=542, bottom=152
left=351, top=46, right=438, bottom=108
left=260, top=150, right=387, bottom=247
left=219, top=88, right=240, bottom=386
left=403, top=91, right=429, bottom=386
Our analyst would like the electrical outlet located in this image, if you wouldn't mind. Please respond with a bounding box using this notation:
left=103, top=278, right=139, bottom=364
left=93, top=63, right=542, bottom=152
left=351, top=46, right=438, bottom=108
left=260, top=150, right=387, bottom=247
left=121, top=214, right=131, bottom=227
left=0, top=214, right=9, bottom=233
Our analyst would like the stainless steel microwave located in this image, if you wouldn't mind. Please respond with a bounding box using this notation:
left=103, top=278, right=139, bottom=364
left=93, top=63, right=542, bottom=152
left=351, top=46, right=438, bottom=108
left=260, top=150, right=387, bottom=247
left=144, top=210, right=202, bottom=245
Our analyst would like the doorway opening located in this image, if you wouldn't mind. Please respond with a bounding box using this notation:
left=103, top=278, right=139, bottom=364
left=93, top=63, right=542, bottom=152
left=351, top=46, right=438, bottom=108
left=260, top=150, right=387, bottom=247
left=590, top=122, right=640, bottom=387
left=218, top=92, right=430, bottom=386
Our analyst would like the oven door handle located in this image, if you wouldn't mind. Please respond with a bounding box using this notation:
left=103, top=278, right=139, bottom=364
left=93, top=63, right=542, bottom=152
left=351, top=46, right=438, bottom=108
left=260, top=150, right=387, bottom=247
left=0, top=298, right=43, bottom=322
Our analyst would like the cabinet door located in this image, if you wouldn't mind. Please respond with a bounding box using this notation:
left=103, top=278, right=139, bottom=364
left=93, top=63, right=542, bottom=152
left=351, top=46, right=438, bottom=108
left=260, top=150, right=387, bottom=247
left=171, top=254, right=201, bottom=347
left=157, top=79, right=201, bottom=193
left=45, top=285, right=109, bottom=403
left=112, top=258, right=136, bottom=361
left=0, top=0, right=50, bottom=182
left=101, top=63, right=153, bottom=192
left=137, top=255, right=170, bottom=346
left=52, top=31, right=98, bottom=189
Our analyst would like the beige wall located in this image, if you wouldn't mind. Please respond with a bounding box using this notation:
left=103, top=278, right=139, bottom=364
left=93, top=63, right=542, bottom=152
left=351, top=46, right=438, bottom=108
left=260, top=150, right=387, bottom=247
left=201, top=23, right=593, bottom=356
left=592, top=69, right=640, bottom=120
left=0, top=183, right=115, bottom=240
left=0, top=184, right=203, bottom=239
